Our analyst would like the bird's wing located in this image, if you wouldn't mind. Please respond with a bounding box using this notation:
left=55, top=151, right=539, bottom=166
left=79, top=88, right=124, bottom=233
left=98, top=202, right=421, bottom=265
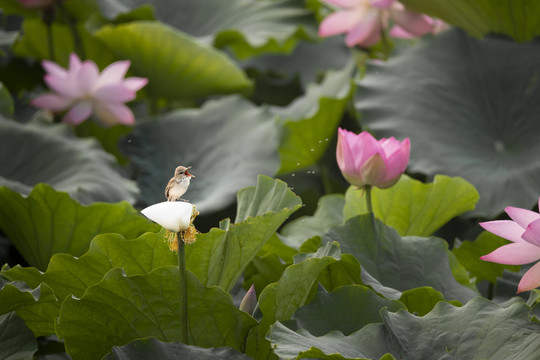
left=165, top=178, right=175, bottom=198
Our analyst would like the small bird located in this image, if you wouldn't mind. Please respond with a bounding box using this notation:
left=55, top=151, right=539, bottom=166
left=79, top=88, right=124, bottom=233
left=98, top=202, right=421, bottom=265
left=165, top=166, right=195, bottom=202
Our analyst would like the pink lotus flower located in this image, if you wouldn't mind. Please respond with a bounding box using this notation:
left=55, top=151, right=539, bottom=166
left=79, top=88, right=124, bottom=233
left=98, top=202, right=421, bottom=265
left=32, top=53, right=148, bottom=126
left=18, top=0, right=55, bottom=9
left=480, top=199, right=540, bottom=293
left=336, top=128, right=410, bottom=188
left=319, top=0, right=434, bottom=47
left=390, top=17, right=449, bottom=39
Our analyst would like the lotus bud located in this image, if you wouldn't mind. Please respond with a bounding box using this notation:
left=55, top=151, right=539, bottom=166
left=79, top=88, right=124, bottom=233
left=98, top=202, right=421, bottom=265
left=239, top=284, right=257, bottom=316
left=336, top=128, right=410, bottom=189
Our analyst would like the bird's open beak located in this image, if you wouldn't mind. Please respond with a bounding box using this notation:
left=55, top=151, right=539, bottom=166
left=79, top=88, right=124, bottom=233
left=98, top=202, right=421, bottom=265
left=186, top=167, right=195, bottom=177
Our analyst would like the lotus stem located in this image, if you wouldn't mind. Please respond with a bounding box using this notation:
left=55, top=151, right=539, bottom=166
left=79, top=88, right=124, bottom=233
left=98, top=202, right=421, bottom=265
left=365, top=185, right=380, bottom=260
left=379, top=12, right=390, bottom=61
left=46, top=22, right=55, bottom=61
left=177, top=234, right=188, bottom=344
left=57, top=1, right=85, bottom=59
left=42, top=6, right=56, bottom=61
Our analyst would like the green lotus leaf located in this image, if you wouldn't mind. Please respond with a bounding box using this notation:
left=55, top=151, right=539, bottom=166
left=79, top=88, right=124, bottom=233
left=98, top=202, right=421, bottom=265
left=0, top=83, right=13, bottom=117
left=104, top=337, right=253, bottom=360
left=298, top=351, right=395, bottom=360
left=1, top=232, right=174, bottom=335
left=94, top=21, right=252, bottom=99
left=274, top=61, right=354, bottom=174
left=74, top=122, right=132, bottom=165
left=316, top=254, right=364, bottom=292
left=0, top=184, right=156, bottom=270
left=243, top=234, right=299, bottom=294
left=187, top=175, right=302, bottom=292
left=246, top=242, right=340, bottom=359
left=294, top=285, right=405, bottom=336
left=323, top=214, right=477, bottom=302
left=95, top=0, right=318, bottom=58
left=0, top=120, right=138, bottom=205
left=2, top=232, right=175, bottom=302
left=0, top=278, right=57, bottom=316
left=256, top=234, right=297, bottom=264
left=0, top=312, right=37, bottom=360
left=235, top=175, right=302, bottom=222
left=355, top=29, right=540, bottom=218
left=0, top=0, right=40, bottom=17
left=269, top=297, right=540, bottom=360
left=399, top=287, right=461, bottom=316
left=243, top=253, right=288, bottom=297
left=242, top=36, right=352, bottom=89
left=241, top=36, right=352, bottom=107
left=281, top=194, right=345, bottom=248
left=57, top=268, right=257, bottom=360
left=401, top=0, right=540, bottom=42
left=268, top=321, right=387, bottom=360
left=343, top=175, right=479, bottom=236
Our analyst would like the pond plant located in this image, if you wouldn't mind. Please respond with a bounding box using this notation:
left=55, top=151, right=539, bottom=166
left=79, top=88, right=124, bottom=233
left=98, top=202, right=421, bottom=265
left=2, top=0, right=540, bottom=359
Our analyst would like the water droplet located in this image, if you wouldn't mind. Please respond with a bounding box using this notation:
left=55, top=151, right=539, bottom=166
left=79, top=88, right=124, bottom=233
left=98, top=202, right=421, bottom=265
left=127, top=139, right=132, bottom=143
left=291, top=173, right=295, bottom=177
left=297, top=162, right=301, bottom=166
left=494, top=140, right=505, bottom=153
left=310, top=148, right=314, bottom=152
left=318, top=140, right=322, bottom=143
left=325, top=138, right=329, bottom=141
